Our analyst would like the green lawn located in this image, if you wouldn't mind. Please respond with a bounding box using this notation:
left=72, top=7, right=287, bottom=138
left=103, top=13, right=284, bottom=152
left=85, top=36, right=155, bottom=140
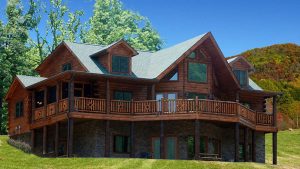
left=0, top=130, right=299, bottom=169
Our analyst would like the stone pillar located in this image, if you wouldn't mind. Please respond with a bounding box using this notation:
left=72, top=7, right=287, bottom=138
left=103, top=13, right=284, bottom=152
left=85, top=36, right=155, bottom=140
left=104, top=120, right=110, bottom=157
left=244, top=128, right=249, bottom=162
left=55, top=122, right=59, bottom=156
left=130, top=122, right=135, bottom=158
left=43, top=126, right=47, bottom=155
left=252, top=130, right=256, bottom=162
left=31, top=129, right=35, bottom=149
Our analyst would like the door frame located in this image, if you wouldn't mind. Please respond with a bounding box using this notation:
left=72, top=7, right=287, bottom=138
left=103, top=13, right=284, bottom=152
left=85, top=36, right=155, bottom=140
left=151, top=136, right=178, bottom=159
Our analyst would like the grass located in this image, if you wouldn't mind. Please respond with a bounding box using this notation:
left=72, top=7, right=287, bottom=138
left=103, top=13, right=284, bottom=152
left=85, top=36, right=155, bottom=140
left=0, top=129, right=300, bottom=169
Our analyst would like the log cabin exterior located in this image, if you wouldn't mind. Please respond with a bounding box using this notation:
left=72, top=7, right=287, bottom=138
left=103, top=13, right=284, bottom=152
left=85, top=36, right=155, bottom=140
left=5, top=32, right=279, bottom=164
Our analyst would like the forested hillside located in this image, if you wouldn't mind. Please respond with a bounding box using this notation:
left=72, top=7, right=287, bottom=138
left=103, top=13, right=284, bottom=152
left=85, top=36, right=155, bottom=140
left=237, top=43, right=300, bottom=128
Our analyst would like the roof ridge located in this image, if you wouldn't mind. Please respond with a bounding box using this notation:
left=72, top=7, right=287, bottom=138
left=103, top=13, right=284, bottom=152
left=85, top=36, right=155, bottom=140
left=64, top=41, right=107, bottom=47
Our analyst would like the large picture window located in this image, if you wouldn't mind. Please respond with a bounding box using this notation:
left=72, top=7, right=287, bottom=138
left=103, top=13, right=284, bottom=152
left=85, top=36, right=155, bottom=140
left=113, top=135, right=130, bottom=153
left=186, top=92, right=207, bottom=99
left=112, top=56, right=129, bottom=73
left=188, top=63, right=207, bottom=83
left=114, top=91, right=132, bottom=101
left=15, top=101, right=23, bottom=118
left=233, top=70, right=248, bottom=87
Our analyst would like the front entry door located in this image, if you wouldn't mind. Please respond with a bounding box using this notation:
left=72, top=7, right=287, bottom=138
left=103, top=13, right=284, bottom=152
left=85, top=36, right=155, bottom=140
left=152, top=137, right=177, bottom=159
left=152, top=137, right=160, bottom=159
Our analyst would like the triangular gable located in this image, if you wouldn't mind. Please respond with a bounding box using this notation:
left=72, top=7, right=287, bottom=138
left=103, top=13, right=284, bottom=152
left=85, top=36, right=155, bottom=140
left=148, top=32, right=240, bottom=90
left=228, top=56, right=254, bottom=71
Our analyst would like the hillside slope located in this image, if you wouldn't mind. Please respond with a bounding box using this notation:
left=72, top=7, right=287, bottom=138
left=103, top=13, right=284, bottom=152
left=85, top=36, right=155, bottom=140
left=235, top=43, right=300, bottom=128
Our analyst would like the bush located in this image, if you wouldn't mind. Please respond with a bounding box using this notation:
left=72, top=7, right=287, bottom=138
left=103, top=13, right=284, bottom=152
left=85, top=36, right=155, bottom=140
left=7, top=138, right=31, bottom=154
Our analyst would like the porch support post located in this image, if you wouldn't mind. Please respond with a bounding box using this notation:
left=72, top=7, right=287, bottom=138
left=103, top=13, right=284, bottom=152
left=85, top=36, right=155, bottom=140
left=43, top=87, right=48, bottom=118
left=160, top=120, right=164, bottom=159
left=104, top=120, right=110, bottom=157
left=244, top=127, right=249, bottom=162
left=151, top=84, right=155, bottom=100
left=235, top=123, right=240, bottom=162
left=130, top=122, right=135, bottom=158
left=194, top=119, right=200, bottom=160
left=31, top=129, right=35, bottom=149
left=31, top=91, right=36, bottom=122
left=252, top=130, right=256, bottom=162
left=106, top=79, right=110, bottom=114
left=273, top=96, right=277, bottom=165
left=55, top=122, right=59, bottom=156
left=236, top=91, right=240, bottom=103
left=67, top=118, right=74, bottom=157
left=68, top=75, right=75, bottom=112
left=42, top=126, right=47, bottom=155
left=56, top=82, right=60, bottom=114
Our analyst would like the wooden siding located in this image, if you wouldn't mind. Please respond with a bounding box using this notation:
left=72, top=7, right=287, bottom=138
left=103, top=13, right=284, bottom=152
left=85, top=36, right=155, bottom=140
left=38, top=46, right=86, bottom=77
left=7, top=82, right=31, bottom=135
left=230, top=58, right=252, bottom=70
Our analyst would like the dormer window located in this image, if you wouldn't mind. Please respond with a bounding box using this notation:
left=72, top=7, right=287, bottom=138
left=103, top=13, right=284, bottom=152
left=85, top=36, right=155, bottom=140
left=188, top=51, right=196, bottom=59
left=62, top=63, right=72, bottom=72
left=112, top=56, right=129, bottom=73
left=233, top=70, right=248, bottom=87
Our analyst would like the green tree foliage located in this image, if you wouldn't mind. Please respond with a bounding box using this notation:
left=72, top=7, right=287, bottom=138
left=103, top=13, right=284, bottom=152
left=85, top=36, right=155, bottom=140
left=0, top=0, right=37, bottom=134
left=239, top=43, right=300, bottom=125
left=82, top=0, right=163, bottom=51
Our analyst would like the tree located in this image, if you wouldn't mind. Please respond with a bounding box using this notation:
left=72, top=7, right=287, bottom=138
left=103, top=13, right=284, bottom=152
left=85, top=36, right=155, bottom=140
left=83, top=0, right=163, bottom=51
left=30, top=0, right=84, bottom=63
left=0, top=0, right=37, bottom=134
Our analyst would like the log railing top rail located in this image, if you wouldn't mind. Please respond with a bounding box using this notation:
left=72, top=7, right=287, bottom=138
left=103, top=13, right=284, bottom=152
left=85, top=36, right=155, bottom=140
left=32, top=97, right=274, bottom=127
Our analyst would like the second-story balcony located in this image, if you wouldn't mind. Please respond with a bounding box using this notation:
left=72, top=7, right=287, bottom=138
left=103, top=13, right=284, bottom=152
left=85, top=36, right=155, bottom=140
left=31, top=97, right=275, bottom=132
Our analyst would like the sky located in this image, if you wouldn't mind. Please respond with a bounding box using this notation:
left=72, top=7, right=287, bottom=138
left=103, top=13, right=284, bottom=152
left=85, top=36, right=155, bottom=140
left=1, top=0, right=300, bottom=57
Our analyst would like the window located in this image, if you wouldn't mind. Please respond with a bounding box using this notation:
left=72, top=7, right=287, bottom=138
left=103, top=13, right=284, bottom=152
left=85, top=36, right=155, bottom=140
left=200, top=136, right=207, bottom=153
left=186, top=92, right=207, bottom=99
left=61, top=82, right=69, bottom=99
left=199, top=50, right=206, bottom=59
left=187, top=136, right=195, bottom=159
left=113, top=135, right=130, bottom=153
left=15, top=101, right=23, bottom=118
left=188, top=63, right=207, bottom=83
left=188, top=51, right=196, bottom=59
left=62, top=63, right=72, bottom=71
left=114, top=91, right=132, bottom=101
left=233, top=70, right=248, bottom=87
left=112, top=56, right=129, bottom=73
left=163, top=67, right=178, bottom=81
left=47, top=86, right=57, bottom=104
left=74, top=83, right=93, bottom=97
left=35, top=90, right=45, bottom=108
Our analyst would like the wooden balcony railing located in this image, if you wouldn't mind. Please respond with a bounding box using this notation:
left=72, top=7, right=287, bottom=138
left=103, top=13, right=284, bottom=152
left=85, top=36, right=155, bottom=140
left=32, top=97, right=274, bottom=127
left=75, top=97, right=106, bottom=113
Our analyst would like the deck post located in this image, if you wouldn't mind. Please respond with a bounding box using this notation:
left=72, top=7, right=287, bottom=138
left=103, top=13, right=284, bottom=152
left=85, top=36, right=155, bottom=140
left=151, top=84, right=155, bottom=100
left=106, top=79, right=110, bottom=114
left=44, top=87, right=48, bottom=118
left=55, top=82, right=60, bottom=114
left=244, top=127, right=249, bottom=162
left=105, top=120, right=110, bottom=157
left=130, top=122, right=135, bottom=158
left=55, top=122, right=59, bottom=156
left=194, top=119, right=200, bottom=159
left=68, top=75, right=75, bottom=112
left=31, top=129, right=35, bottom=149
left=252, top=130, right=256, bottom=162
left=235, top=123, right=240, bottom=162
left=236, top=92, right=239, bottom=103
left=272, top=96, right=277, bottom=165
left=160, top=120, right=164, bottom=159
left=67, top=118, right=74, bottom=157
left=31, top=91, right=36, bottom=122
left=43, top=126, right=47, bottom=155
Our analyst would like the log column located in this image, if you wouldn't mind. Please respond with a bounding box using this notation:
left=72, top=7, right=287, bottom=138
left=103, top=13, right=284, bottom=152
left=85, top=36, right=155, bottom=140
left=106, top=79, right=110, bottom=114
left=104, top=120, right=110, bottom=157
left=55, top=122, right=59, bottom=156
left=68, top=76, right=75, bottom=112
left=195, top=120, right=200, bottom=160
left=42, top=126, right=47, bottom=155
left=272, top=96, right=278, bottom=165
left=244, top=128, right=249, bottom=162
left=130, top=122, right=135, bottom=158
left=67, top=118, right=74, bottom=157
left=252, top=130, right=256, bottom=162
left=160, top=121, right=164, bottom=159
left=235, top=123, right=240, bottom=162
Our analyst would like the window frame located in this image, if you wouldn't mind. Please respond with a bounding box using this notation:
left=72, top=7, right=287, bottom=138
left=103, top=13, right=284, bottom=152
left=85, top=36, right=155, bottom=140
left=62, top=63, right=72, bottom=72
left=233, top=69, right=248, bottom=87
left=15, top=101, right=24, bottom=118
left=113, top=90, right=133, bottom=101
left=113, top=135, right=130, bottom=154
left=187, top=62, right=208, bottom=83
left=111, top=55, right=130, bottom=74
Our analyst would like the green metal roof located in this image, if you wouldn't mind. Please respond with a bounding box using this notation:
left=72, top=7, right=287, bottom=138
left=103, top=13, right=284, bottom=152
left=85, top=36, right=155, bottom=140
left=17, top=75, right=46, bottom=87
left=64, top=33, right=208, bottom=79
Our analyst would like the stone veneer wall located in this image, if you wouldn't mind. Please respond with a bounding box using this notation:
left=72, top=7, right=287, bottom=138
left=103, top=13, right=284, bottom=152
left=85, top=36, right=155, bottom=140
left=10, top=120, right=265, bottom=163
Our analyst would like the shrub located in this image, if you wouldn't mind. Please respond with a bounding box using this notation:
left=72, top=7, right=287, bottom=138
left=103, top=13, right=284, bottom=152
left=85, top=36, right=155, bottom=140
left=7, top=138, right=31, bottom=154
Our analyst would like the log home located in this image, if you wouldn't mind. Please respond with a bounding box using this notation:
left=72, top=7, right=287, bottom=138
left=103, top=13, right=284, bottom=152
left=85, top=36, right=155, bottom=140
left=5, top=32, right=279, bottom=164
